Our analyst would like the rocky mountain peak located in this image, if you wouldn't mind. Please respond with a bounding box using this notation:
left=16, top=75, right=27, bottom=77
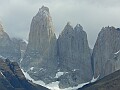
left=61, top=22, right=73, bottom=35
left=66, top=22, right=71, bottom=25
left=0, top=23, right=10, bottom=40
left=101, top=26, right=116, bottom=31
left=39, top=5, right=49, bottom=13
left=92, top=26, right=120, bottom=79
left=0, top=23, right=4, bottom=33
left=0, top=23, right=21, bottom=63
left=35, top=6, right=50, bottom=19
left=57, top=23, right=92, bottom=88
left=32, top=6, right=54, bottom=35
left=22, top=6, right=58, bottom=84
left=74, top=24, right=83, bottom=31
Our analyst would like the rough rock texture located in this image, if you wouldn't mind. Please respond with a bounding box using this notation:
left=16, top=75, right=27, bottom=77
left=19, top=39, right=27, bottom=59
left=22, top=6, right=58, bottom=83
left=0, top=23, right=21, bottom=63
left=79, top=68, right=120, bottom=90
left=0, top=58, right=49, bottom=90
left=11, top=38, right=27, bottom=61
left=92, top=26, right=120, bottom=79
left=57, top=23, right=93, bottom=88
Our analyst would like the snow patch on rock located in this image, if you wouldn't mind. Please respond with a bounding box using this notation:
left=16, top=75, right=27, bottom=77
left=72, top=69, right=79, bottom=71
left=22, top=69, right=91, bottom=90
left=0, top=71, right=6, bottom=78
left=55, top=72, right=68, bottom=78
left=91, top=75, right=99, bottom=83
left=23, top=39, right=28, bottom=44
left=21, top=69, right=46, bottom=86
left=114, top=50, right=120, bottom=54
left=0, top=55, right=6, bottom=60
left=30, top=67, right=34, bottom=71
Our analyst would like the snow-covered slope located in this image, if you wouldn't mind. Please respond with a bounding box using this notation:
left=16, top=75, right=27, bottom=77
left=22, top=69, right=99, bottom=90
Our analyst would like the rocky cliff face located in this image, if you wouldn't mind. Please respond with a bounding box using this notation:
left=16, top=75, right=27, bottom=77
left=21, top=6, right=94, bottom=88
left=92, top=26, right=120, bottom=79
left=22, top=6, right=58, bottom=83
left=11, top=38, right=27, bottom=61
left=2, top=5, right=120, bottom=89
left=0, top=23, right=21, bottom=63
left=57, top=23, right=93, bottom=88
left=0, top=58, right=49, bottom=90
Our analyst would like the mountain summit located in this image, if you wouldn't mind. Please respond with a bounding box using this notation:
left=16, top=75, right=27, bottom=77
left=0, top=23, right=4, bottom=32
left=21, top=6, right=93, bottom=89
left=92, top=26, right=120, bottom=79
left=39, top=6, right=49, bottom=13
left=0, top=23, right=21, bottom=62
left=57, top=23, right=92, bottom=88
left=22, top=6, right=58, bottom=83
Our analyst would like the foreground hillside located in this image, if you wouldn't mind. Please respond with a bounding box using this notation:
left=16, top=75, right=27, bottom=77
left=78, top=69, right=120, bottom=90
left=0, top=58, right=49, bottom=90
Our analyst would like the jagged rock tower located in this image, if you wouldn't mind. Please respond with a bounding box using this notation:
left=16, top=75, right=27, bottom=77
left=0, top=23, right=21, bottom=62
left=92, top=26, right=120, bottom=79
left=22, top=6, right=58, bottom=83
left=57, top=23, right=93, bottom=88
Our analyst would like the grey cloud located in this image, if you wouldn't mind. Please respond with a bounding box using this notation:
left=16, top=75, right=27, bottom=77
left=78, top=0, right=120, bottom=7
left=0, top=0, right=120, bottom=47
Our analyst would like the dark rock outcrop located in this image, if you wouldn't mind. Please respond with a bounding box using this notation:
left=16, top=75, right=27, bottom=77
left=0, top=58, right=49, bottom=90
left=79, top=69, right=120, bottom=90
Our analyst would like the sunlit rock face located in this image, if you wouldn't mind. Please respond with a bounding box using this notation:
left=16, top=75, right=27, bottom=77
left=57, top=23, right=93, bottom=88
left=22, top=6, right=58, bottom=83
left=92, top=26, right=120, bottom=79
left=0, top=23, right=21, bottom=62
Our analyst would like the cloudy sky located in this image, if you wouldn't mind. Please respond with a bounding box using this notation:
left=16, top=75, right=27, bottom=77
left=0, top=0, right=120, bottom=48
